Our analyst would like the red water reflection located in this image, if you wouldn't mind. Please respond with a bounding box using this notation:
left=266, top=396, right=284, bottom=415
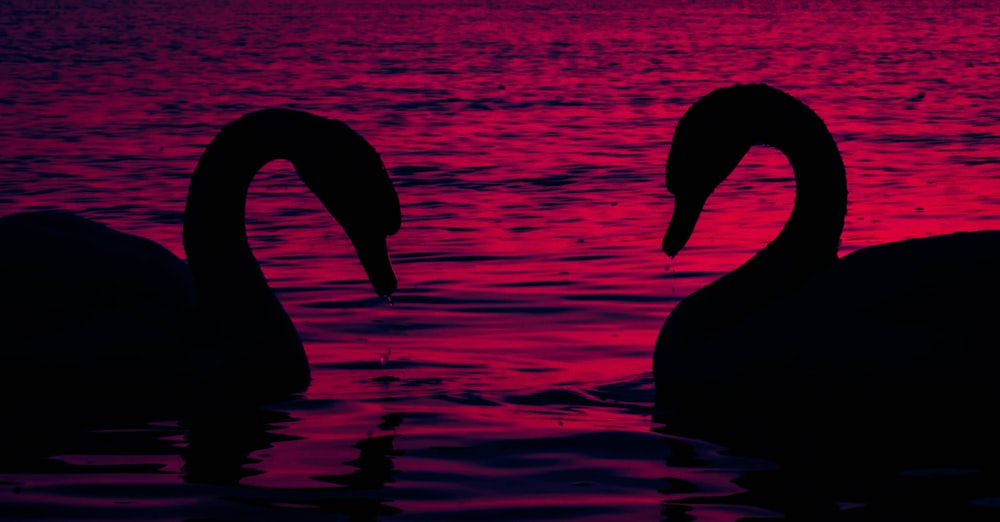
left=1, top=0, right=999, bottom=519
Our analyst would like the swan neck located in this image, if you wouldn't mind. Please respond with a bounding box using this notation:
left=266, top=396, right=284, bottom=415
left=181, top=110, right=323, bottom=390
left=677, top=100, right=847, bottom=351
left=764, top=107, right=847, bottom=263
left=184, top=110, right=330, bottom=250
left=656, top=86, right=849, bottom=397
left=688, top=101, right=848, bottom=352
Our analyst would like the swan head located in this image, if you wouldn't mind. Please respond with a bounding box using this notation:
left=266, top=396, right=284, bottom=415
left=662, top=84, right=785, bottom=256
left=662, top=84, right=844, bottom=259
left=291, top=118, right=401, bottom=297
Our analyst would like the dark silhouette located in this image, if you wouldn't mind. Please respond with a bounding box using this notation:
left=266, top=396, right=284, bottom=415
left=182, top=406, right=404, bottom=519
left=0, top=395, right=403, bottom=520
left=0, top=109, right=401, bottom=398
left=313, top=412, right=404, bottom=489
left=653, top=84, right=1000, bottom=518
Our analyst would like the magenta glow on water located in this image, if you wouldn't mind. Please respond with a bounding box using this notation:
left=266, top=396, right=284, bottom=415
left=2, top=0, right=999, bottom=520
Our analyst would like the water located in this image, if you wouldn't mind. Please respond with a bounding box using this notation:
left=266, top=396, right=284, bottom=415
left=2, top=0, right=1000, bottom=520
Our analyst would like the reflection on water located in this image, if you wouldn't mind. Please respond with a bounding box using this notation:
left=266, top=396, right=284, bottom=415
left=2, top=0, right=1000, bottom=520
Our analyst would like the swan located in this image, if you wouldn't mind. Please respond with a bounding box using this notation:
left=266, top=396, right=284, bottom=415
left=654, top=84, right=1000, bottom=423
left=0, top=109, right=400, bottom=398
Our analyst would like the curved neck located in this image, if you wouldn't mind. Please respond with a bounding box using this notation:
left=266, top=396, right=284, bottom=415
left=684, top=95, right=847, bottom=349
left=182, top=110, right=325, bottom=392
left=763, top=109, right=847, bottom=265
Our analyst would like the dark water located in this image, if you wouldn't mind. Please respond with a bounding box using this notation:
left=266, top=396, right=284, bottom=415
left=2, top=0, right=999, bottom=520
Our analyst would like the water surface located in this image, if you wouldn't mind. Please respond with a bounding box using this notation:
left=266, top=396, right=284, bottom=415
left=2, top=0, right=999, bottom=520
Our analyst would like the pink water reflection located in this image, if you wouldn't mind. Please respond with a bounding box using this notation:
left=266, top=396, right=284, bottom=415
left=1, top=0, right=999, bottom=520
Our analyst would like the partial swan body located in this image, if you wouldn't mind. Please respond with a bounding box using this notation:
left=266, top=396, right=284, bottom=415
left=654, top=84, right=1000, bottom=425
left=0, top=109, right=400, bottom=397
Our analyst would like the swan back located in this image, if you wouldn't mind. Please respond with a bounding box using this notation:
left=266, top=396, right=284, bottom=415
left=0, top=212, right=195, bottom=390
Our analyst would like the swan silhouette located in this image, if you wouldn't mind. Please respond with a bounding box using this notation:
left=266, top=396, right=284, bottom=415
left=654, top=84, right=1000, bottom=416
left=0, top=109, right=400, bottom=397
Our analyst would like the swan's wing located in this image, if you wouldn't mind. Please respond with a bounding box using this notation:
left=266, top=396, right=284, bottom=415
left=719, top=230, right=1000, bottom=391
left=0, top=212, right=195, bottom=371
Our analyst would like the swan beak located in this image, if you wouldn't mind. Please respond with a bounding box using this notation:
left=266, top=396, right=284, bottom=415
left=663, top=195, right=706, bottom=257
left=353, top=236, right=397, bottom=297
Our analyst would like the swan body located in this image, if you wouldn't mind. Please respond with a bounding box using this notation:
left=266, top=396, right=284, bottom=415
left=0, top=109, right=400, bottom=397
left=654, top=84, right=1000, bottom=418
